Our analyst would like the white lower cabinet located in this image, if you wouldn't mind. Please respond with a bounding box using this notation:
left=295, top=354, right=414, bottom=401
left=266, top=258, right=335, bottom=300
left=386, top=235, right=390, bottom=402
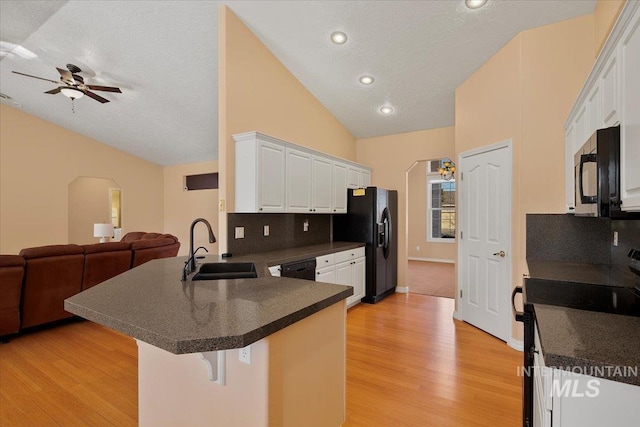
left=534, top=326, right=640, bottom=427
left=315, top=247, right=366, bottom=308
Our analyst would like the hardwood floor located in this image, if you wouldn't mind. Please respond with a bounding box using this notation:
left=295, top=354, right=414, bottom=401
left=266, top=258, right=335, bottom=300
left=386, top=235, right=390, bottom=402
left=0, top=294, right=522, bottom=426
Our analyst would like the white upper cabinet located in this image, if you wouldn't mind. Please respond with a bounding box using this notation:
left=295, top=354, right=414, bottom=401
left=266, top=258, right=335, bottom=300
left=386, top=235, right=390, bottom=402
left=311, top=155, right=332, bottom=213
left=332, top=162, right=348, bottom=213
left=564, top=1, right=640, bottom=212
left=286, top=148, right=312, bottom=213
left=620, top=4, right=640, bottom=211
left=235, top=133, right=286, bottom=213
left=347, top=166, right=360, bottom=189
left=234, top=132, right=372, bottom=213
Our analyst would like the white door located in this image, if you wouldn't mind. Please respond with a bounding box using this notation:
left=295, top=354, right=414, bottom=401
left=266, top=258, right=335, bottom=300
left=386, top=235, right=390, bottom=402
left=351, top=257, right=366, bottom=304
left=458, top=142, right=512, bottom=342
left=316, top=265, right=336, bottom=283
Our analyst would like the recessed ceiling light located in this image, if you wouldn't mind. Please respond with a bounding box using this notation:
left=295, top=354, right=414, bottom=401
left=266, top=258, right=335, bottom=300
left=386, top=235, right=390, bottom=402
left=359, top=75, right=374, bottom=85
left=465, top=0, right=487, bottom=9
left=379, top=106, right=394, bottom=115
left=330, top=31, right=347, bottom=45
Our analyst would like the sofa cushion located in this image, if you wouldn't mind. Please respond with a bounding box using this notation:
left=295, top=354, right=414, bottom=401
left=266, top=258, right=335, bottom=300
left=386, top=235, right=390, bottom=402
left=82, top=243, right=132, bottom=291
left=130, top=237, right=176, bottom=250
left=141, top=232, right=162, bottom=240
left=0, top=254, right=26, bottom=268
left=121, top=231, right=146, bottom=243
left=0, top=255, right=25, bottom=336
left=20, top=246, right=84, bottom=329
left=83, top=241, right=131, bottom=254
left=20, top=244, right=84, bottom=259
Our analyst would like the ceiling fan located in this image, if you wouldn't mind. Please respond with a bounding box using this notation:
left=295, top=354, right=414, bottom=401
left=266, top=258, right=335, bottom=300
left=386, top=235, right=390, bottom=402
left=12, top=63, right=122, bottom=103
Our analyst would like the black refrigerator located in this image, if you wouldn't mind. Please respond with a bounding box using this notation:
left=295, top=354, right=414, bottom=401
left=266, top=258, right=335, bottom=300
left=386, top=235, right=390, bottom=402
left=333, top=187, right=398, bottom=303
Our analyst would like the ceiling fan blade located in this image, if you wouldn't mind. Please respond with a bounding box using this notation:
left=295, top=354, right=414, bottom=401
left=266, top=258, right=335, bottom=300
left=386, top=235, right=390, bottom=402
left=12, top=71, right=60, bottom=84
left=83, top=90, right=110, bottom=104
left=86, top=85, right=122, bottom=93
left=56, top=67, right=75, bottom=84
left=44, top=87, right=62, bottom=94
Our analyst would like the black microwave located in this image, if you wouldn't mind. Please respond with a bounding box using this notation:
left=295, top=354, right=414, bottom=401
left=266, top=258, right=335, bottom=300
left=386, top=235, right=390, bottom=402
left=574, top=125, right=635, bottom=218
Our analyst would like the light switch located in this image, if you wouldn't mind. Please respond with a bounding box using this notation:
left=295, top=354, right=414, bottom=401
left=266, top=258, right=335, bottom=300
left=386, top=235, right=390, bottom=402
left=235, top=227, right=245, bottom=239
left=613, top=231, right=619, bottom=246
left=303, top=220, right=309, bottom=232
left=264, top=225, right=270, bottom=236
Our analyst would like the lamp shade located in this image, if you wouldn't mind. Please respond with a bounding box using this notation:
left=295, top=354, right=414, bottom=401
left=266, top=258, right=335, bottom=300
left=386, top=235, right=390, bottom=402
left=93, top=223, right=114, bottom=238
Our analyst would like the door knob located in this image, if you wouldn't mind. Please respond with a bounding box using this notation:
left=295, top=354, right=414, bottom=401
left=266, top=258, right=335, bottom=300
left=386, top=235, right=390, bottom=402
left=493, top=251, right=506, bottom=257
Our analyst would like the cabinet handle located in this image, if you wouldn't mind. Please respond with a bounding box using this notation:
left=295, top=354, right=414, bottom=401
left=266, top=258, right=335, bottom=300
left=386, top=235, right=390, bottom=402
left=259, top=208, right=263, bottom=211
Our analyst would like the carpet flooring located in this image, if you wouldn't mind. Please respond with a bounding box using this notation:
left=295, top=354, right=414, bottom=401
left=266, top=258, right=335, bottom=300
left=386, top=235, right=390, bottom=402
left=407, top=260, right=456, bottom=299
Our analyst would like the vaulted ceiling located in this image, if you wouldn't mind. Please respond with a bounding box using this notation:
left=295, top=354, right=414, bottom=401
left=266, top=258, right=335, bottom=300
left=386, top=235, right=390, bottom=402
left=0, top=1, right=596, bottom=166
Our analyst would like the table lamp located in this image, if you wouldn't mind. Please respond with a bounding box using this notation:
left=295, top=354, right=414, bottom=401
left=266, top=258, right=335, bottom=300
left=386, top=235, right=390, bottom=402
left=94, top=223, right=114, bottom=243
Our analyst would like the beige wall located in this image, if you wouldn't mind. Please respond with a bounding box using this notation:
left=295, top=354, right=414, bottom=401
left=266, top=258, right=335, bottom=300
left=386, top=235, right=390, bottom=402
left=68, top=177, right=119, bottom=245
left=0, top=105, right=164, bottom=254
left=594, top=0, right=626, bottom=56
left=163, top=161, right=219, bottom=256
left=218, top=6, right=357, bottom=251
left=356, top=127, right=456, bottom=288
left=407, top=161, right=457, bottom=261
left=455, top=15, right=595, bottom=341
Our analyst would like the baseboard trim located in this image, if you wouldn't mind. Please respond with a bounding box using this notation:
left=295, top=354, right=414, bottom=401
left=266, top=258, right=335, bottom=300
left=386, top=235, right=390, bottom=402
left=407, top=257, right=455, bottom=264
left=452, top=310, right=463, bottom=320
left=508, top=338, right=524, bottom=352
left=395, top=286, right=409, bottom=294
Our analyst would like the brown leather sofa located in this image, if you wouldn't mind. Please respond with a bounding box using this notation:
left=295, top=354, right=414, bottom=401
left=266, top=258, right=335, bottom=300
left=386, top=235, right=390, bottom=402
left=82, top=241, right=132, bottom=290
left=0, top=232, right=180, bottom=337
left=0, top=255, right=26, bottom=337
left=20, top=245, right=85, bottom=329
left=122, top=232, right=180, bottom=267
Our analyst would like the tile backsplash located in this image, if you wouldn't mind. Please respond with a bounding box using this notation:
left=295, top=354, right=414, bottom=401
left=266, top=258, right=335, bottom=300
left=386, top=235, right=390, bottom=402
left=227, top=213, right=331, bottom=255
left=526, top=214, right=640, bottom=265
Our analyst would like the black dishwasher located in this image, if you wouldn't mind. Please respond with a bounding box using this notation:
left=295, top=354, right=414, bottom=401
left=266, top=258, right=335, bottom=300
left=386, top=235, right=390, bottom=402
left=281, top=259, right=316, bottom=281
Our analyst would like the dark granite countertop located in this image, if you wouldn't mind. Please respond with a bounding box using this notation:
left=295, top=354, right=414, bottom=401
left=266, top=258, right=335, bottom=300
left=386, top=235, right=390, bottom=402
left=534, top=304, right=640, bottom=386
left=65, top=243, right=363, bottom=355
left=528, top=260, right=639, bottom=288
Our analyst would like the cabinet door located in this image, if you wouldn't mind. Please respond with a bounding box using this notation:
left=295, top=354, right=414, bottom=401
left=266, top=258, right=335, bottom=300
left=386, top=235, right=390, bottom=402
left=311, top=156, right=332, bottom=213
left=601, top=54, right=619, bottom=127
left=315, top=265, right=336, bottom=284
left=360, top=170, right=371, bottom=188
left=335, top=261, right=352, bottom=287
left=258, top=140, right=286, bottom=212
left=332, top=162, right=348, bottom=213
left=587, top=84, right=602, bottom=134
left=620, top=7, right=640, bottom=211
left=347, top=166, right=360, bottom=189
left=574, top=104, right=588, bottom=148
left=351, top=257, right=366, bottom=305
left=286, top=148, right=312, bottom=213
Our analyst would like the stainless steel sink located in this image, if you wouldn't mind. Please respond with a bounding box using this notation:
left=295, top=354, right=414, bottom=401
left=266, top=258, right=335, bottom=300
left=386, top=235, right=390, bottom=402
left=191, top=262, right=257, bottom=281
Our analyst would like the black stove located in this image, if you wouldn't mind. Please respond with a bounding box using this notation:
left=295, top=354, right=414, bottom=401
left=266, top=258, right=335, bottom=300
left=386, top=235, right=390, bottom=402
left=524, top=278, right=640, bottom=317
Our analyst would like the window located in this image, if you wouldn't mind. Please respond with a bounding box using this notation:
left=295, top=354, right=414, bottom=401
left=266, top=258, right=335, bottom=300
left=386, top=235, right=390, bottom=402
left=427, top=160, right=456, bottom=242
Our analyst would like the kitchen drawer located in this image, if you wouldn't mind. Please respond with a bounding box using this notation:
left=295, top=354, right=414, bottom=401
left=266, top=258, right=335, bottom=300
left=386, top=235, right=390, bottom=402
left=335, top=247, right=365, bottom=263
left=316, top=253, right=335, bottom=267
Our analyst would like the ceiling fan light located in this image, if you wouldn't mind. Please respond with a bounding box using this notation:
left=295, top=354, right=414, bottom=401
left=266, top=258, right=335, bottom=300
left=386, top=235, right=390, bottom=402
left=60, top=87, right=84, bottom=100
left=465, top=0, right=487, bottom=9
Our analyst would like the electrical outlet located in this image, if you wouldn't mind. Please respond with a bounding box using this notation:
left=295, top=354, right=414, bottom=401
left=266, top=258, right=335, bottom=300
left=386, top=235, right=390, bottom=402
left=264, top=225, right=270, bottom=236
left=239, top=345, right=251, bottom=365
left=235, top=227, right=245, bottom=239
left=416, top=246, right=420, bottom=251
left=613, top=231, right=619, bottom=246
left=303, top=220, right=309, bottom=232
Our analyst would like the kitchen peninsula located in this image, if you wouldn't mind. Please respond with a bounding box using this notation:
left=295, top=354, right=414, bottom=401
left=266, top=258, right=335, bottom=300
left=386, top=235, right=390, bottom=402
left=65, top=244, right=358, bottom=427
